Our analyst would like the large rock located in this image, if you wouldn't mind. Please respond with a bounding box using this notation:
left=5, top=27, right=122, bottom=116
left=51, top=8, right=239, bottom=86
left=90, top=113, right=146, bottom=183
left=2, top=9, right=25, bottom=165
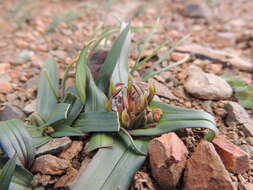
left=212, top=135, right=249, bottom=174
left=59, top=141, right=83, bottom=160
left=32, top=154, right=69, bottom=175
left=184, top=66, right=232, bottom=100
left=183, top=140, right=236, bottom=190
left=225, top=101, right=253, bottom=137
left=149, top=133, right=189, bottom=189
left=54, top=167, right=78, bottom=188
left=36, top=137, right=72, bottom=156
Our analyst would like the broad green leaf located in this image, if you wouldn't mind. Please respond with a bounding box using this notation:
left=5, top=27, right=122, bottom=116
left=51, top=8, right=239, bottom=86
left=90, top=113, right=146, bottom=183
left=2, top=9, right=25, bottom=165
left=85, top=66, right=108, bottom=112
left=37, top=57, right=59, bottom=120
left=111, top=22, right=131, bottom=85
left=0, top=157, right=33, bottom=190
left=87, top=133, right=113, bottom=152
left=73, top=112, right=120, bottom=132
left=0, top=119, right=35, bottom=168
left=43, top=103, right=70, bottom=127
left=222, top=74, right=253, bottom=108
left=75, top=46, right=89, bottom=104
left=119, top=127, right=146, bottom=155
left=51, top=125, right=83, bottom=137
left=0, top=155, right=17, bottom=190
left=129, top=101, right=218, bottom=136
left=70, top=137, right=148, bottom=190
left=96, top=23, right=131, bottom=93
left=84, top=66, right=113, bottom=151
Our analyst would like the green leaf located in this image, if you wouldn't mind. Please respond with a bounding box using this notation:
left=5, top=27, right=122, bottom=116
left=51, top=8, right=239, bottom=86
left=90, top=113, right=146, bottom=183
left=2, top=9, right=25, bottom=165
left=85, top=66, right=113, bottom=151
left=129, top=101, right=218, bottom=136
left=85, top=66, right=108, bottom=112
left=43, top=103, right=70, bottom=127
left=90, top=27, right=119, bottom=51
left=222, top=74, right=253, bottom=108
left=61, top=60, right=76, bottom=101
left=26, top=124, right=52, bottom=148
left=70, top=137, right=148, bottom=190
left=0, top=155, right=17, bottom=190
left=73, top=112, right=120, bottom=132
left=51, top=125, right=83, bottom=137
left=119, top=127, right=146, bottom=155
left=87, top=133, right=113, bottom=152
left=37, top=57, right=59, bottom=120
left=111, top=22, right=131, bottom=85
left=0, top=157, right=33, bottom=190
left=96, top=23, right=131, bottom=93
left=75, top=46, right=89, bottom=104
left=0, top=119, right=35, bottom=168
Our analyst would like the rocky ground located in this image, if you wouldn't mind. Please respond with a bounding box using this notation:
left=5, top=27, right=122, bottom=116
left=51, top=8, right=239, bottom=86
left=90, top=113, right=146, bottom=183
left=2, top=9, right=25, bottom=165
left=0, top=0, right=253, bottom=189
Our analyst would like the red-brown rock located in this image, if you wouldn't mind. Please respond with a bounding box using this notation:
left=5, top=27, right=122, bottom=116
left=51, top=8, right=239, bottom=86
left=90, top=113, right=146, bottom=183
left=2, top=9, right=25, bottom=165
left=212, top=135, right=249, bottom=174
left=54, top=167, right=78, bottom=188
left=59, top=141, right=83, bottom=160
left=149, top=132, right=189, bottom=189
left=32, top=154, right=69, bottom=175
left=183, top=140, right=236, bottom=190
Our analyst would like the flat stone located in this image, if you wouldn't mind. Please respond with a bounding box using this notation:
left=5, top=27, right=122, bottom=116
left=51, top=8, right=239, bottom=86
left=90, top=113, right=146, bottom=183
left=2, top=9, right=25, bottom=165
left=149, top=132, right=189, bottom=189
left=183, top=0, right=212, bottom=19
left=184, top=66, right=232, bottom=100
left=32, top=154, right=69, bottom=175
left=58, top=141, right=83, bottom=160
left=176, top=44, right=253, bottom=72
left=225, top=101, right=253, bottom=137
left=36, top=137, right=72, bottom=156
left=0, top=105, right=26, bottom=121
left=148, top=78, right=179, bottom=100
left=212, top=135, right=249, bottom=174
left=183, top=140, right=236, bottom=190
left=54, top=167, right=78, bottom=188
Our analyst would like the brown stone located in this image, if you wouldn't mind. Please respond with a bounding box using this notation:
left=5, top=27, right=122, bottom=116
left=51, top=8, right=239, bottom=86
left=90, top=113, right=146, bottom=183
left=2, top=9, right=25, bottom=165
left=36, top=137, right=72, bottom=156
left=54, top=167, right=78, bottom=188
left=59, top=141, right=83, bottom=160
left=149, top=132, right=189, bottom=189
left=212, top=135, right=249, bottom=174
left=0, top=82, right=12, bottom=93
left=183, top=140, right=236, bottom=190
left=32, top=154, right=69, bottom=175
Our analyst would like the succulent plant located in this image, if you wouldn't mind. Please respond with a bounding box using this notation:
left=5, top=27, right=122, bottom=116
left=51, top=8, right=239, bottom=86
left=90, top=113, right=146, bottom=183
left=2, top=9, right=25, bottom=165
left=0, top=22, right=218, bottom=190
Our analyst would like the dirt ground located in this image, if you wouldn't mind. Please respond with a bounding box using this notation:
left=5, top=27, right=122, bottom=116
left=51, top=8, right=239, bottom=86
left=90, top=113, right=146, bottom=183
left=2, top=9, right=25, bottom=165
left=0, top=0, right=252, bottom=189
